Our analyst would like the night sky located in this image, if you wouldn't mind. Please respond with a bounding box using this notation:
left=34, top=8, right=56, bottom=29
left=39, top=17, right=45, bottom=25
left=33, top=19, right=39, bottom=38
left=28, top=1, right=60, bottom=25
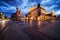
left=0, top=0, right=60, bottom=18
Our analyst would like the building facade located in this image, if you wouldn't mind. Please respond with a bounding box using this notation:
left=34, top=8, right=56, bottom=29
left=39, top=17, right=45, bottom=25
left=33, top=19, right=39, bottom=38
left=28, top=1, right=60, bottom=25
left=0, top=12, right=7, bottom=19
left=25, top=3, right=56, bottom=20
left=10, top=7, right=22, bottom=20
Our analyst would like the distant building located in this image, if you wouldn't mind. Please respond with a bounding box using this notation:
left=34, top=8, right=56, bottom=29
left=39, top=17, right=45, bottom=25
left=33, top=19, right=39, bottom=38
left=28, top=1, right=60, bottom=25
left=25, top=3, right=56, bottom=20
left=0, top=12, right=7, bottom=19
left=10, top=7, right=22, bottom=20
left=56, top=15, right=60, bottom=20
left=10, top=13, right=17, bottom=20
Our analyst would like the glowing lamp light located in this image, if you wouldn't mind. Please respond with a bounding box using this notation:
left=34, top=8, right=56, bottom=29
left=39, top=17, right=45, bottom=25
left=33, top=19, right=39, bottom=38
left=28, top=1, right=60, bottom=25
left=2, top=20, right=5, bottom=23
left=1, top=19, right=10, bottom=27
left=18, top=15, right=20, bottom=16
left=30, top=17, right=33, bottom=20
left=26, top=17, right=28, bottom=19
left=2, top=20, right=6, bottom=27
left=37, top=17, right=40, bottom=20
left=38, top=21, right=41, bottom=27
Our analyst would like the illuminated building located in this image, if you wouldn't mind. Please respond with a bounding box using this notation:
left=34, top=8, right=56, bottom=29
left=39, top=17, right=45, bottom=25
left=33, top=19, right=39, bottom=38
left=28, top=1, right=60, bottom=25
left=10, top=7, right=22, bottom=20
left=0, top=12, right=7, bottom=19
left=16, top=8, right=22, bottom=20
left=25, top=3, right=56, bottom=20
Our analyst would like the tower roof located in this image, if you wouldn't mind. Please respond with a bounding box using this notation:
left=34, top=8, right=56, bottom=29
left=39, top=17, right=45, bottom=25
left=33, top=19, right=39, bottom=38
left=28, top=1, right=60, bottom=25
left=16, top=7, right=18, bottom=9
left=37, top=3, right=40, bottom=7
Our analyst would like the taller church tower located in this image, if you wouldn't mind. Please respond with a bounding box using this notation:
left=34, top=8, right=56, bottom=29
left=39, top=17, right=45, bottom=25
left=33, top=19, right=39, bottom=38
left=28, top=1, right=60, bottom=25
left=37, top=3, right=41, bottom=16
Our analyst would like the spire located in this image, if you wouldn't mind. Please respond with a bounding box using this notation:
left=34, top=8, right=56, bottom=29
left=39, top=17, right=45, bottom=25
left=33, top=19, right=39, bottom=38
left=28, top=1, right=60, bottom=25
left=16, top=7, right=18, bottom=11
left=37, top=3, right=41, bottom=16
left=37, top=0, right=40, bottom=8
left=37, top=3, right=40, bottom=8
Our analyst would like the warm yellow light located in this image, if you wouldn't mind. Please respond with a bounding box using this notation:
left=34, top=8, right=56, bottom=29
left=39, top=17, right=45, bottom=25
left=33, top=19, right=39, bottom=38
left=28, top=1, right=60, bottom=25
left=38, top=21, right=41, bottom=27
left=18, top=15, right=21, bottom=16
left=2, top=20, right=5, bottom=27
left=26, top=17, right=28, bottom=19
left=30, top=17, right=33, bottom=20
left=40, top=16, right=43, bottom=20
left=37, top=17, right=40, bottom=21
left=51, top=20, right=56, bottom=23
left=21, top=18, right=24, bottom=21
left=2, top=19, right=10, bottom=27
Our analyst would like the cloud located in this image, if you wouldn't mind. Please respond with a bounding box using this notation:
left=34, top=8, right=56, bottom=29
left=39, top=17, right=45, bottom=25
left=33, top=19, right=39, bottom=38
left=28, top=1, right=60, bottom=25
left=45, top=5, right=56, bottom=12
left=19, top=1, right=37, bottom=15
left=40, top=0, right=60, bottom=15
left=0, top=0, right=60, bottom=17
left=2, top=1, right=11, bottom=7
left=55, top=10, right=60, bottom=15
left=22, top=0, right=28, bottom=5
left=41, top=0, right=52, bottom=5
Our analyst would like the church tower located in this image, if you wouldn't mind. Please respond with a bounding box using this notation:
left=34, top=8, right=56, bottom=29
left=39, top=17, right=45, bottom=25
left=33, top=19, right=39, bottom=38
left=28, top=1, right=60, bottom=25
left=37, top=3, right=41, bottom=16
left=18, top=10, right=22, bottom=17
left=16, top=7, right=22, bottom=17
left=37, top=3, right=40, bottom=8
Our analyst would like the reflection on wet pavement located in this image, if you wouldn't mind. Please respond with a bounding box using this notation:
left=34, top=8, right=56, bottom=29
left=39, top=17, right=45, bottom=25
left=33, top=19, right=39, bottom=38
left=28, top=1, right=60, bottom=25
left=0, top=20, right=60, bottom=40
left=0, top=20, right=10, bottom=33
left=24, top=20, right=60, bottom=40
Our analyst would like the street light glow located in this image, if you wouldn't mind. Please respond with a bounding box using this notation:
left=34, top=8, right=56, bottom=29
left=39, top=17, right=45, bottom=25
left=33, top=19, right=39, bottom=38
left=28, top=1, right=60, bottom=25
left=0, top=19, right=10, bottom=27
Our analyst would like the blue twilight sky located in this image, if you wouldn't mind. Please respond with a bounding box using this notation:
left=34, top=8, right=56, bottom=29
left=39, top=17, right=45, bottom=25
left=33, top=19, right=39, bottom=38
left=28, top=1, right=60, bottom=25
left=0, top=0, right=60, bottom=17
